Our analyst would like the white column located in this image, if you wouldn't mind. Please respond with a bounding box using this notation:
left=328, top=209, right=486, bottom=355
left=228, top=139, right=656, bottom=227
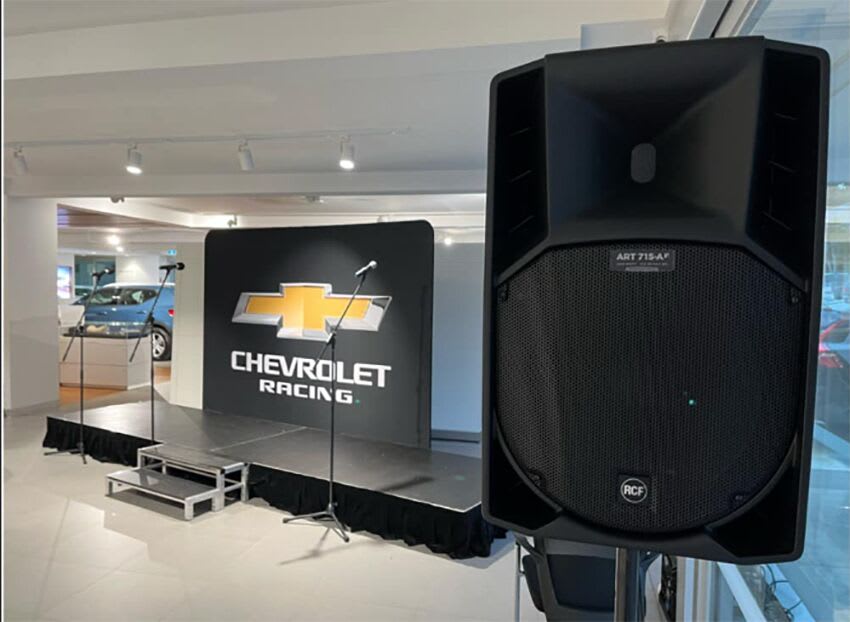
left=431, top=242, right=484, bottom=436
left=3, top=197, right=60, bottom=414
left=169, top=243, right=204, bottom=408
left=115, top=254, right=161, bottom=283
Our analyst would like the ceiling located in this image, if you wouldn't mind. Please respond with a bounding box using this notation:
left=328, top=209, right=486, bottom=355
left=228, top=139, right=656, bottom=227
left=55, top=193, right=485, bottom=253
left=8, top=0, right=671, bottom=242
left=4, top=0, right=378, bottom=36
left=146, top=194, right=485, bottom=216
left=3, top=39, right=574, bottom=178
left=58, top=204, right=179, bottom=229
left=4, top=0, right=670, bottom=199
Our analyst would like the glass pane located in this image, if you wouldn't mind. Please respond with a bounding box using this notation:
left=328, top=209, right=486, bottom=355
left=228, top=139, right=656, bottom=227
left=718, top=1, right=850, bottom=620
left=120, top=288, right=154, bottom=305
left=87, top=288, right=122, bottom=306
left=73, top=255, right=116, bottom=289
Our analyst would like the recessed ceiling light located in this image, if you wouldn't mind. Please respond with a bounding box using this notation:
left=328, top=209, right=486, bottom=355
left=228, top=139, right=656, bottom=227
left=116, top=246, right=125, bottom=253
left=238, top=141, right=255, bottom=171
left=443, top=236, right=454, bottom=247
left=339, top=137, right=355, bottom=170
left=107, top=234, right=121, bottom=246
left=125, top=145, right=143, bottom=175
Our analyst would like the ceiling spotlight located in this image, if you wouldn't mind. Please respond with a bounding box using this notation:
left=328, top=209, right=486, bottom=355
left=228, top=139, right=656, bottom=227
left=443, top=236, right=454, bottom=247
left=237, top=141, right=255, bottom=171
left=107, top=234, right=121, bottom=246
left=339, top=137, right=355, bottom=170
left=125, top=145, right=143, bottom=175
left=116, top=246, right=125, bottom=253
left=12, top=147, right=28, bottom=175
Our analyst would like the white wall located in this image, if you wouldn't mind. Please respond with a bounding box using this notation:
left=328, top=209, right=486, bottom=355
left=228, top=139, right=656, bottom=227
left=3, top=197, right=59, bottom=413
left=431, top=242, right=485, bottom=435
left=116, top=254, right=161, bottom=283
left=169, top=243, right=204, bottom=409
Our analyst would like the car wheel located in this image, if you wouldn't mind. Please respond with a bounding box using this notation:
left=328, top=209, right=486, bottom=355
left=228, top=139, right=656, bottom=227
left=152, top=326, right=172, bottom=361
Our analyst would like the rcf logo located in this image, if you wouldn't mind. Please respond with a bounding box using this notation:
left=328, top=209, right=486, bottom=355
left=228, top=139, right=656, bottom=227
left=619, top=476, right=649, bottom=504
left=232, top=283, right=391, bottom=341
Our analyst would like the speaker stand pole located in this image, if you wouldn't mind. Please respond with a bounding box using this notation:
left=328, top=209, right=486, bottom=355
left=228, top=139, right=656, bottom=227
left=283, top=272, right=368, bottom=543
left=513, top=537, right=526, bottom=622
left=614, top=548, right=642, bottom=622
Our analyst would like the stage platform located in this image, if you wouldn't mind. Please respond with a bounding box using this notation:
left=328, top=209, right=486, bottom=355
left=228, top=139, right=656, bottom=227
left=43, top=402, right=503, bottom=558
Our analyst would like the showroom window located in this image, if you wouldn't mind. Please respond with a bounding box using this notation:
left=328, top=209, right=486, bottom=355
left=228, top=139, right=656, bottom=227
left=74, top=255, right=116, bottom=294
left=689, top=1, right=850, bottom=621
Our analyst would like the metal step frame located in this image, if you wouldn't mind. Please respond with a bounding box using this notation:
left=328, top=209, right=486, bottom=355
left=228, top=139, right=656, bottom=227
left=105, top=444, right=249, bottom=520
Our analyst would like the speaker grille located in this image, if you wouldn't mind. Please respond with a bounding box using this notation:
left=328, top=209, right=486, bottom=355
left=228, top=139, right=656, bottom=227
left=494, top=243, right=805, bottom=533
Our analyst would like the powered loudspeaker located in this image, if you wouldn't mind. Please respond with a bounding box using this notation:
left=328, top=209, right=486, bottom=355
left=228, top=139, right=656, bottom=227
left=482, top=37, right=830, bottom=563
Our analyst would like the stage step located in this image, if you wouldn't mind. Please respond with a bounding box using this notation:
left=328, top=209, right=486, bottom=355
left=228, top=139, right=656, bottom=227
left=139, top=444, right=246, bottom=475
left=105, top=443, right=249, bottom=520
left=106, top=467, right=219, bottom=520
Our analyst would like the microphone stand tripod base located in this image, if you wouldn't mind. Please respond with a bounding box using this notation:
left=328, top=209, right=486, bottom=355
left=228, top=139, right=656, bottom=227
left=283, top=503, right=350, bottom=543
left=44, top=441, right=88, bottom=463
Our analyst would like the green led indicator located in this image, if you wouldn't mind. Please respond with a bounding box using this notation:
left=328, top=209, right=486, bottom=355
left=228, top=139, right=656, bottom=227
left=355, top=399, right=361, bottom=405
left=688, top=398, right=697, bottom=407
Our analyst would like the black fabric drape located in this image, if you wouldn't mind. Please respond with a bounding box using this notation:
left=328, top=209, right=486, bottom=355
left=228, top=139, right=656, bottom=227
left=249, top=464, right=505, bottom=559
left=43, top=417, right=151, bottom=465
left=43, top=417, right=505, bottom=559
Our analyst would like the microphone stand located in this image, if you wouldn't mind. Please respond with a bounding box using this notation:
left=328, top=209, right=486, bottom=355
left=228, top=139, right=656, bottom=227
left=283, top=270, right=371, bottom=542
left=130, top=265, right=177, bottom=444
left=47, top=271, right=109, bottom=462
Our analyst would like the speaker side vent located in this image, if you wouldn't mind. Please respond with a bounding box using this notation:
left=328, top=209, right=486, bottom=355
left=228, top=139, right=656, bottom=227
left=493, top=68, right=548, bottom=274
left=750, top=47, right=823, bottom=278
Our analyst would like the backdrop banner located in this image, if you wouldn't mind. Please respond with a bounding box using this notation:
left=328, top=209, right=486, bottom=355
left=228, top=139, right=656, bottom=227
left=203, top=221, right=434, bottom=448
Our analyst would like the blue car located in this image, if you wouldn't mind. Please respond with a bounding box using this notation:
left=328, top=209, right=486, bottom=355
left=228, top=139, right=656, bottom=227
left=74, top=283, right=175, bottom=360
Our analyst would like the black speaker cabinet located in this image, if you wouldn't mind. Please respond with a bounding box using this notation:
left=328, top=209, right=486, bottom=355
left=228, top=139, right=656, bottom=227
left=482, top=37, right=830, bottom=563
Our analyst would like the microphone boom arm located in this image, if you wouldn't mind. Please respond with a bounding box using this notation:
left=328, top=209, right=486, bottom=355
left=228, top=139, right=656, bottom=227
left=315, top=270, right=368, bottom=365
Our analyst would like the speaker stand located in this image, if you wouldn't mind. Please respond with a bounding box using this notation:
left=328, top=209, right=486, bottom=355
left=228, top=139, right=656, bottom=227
left=614, top=548, right=643, bottom=622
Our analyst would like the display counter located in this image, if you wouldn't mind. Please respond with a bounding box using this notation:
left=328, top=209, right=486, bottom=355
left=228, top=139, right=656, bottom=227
left=59, top=325, right=151, bottom=390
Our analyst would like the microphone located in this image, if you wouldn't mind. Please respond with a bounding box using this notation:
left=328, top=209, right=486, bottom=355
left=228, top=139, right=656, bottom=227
left=355, top=260, right=377, bottom=278
left=92, top=267, right=113, bottom=278
left=160, top=262, right=185, bottom=271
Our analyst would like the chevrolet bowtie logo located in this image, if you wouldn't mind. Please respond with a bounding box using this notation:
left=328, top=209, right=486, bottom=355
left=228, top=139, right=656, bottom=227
left=232, top=283, right=391, bottom=341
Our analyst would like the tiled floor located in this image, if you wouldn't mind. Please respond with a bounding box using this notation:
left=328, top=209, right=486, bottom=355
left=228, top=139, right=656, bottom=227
left=4, top=414, right=547, bottom=622
left=5, top=411, right=666, bottom=622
